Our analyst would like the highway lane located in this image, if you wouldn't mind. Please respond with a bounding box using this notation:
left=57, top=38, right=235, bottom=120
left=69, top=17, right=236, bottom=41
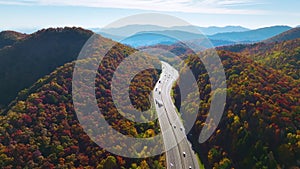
left=153, top=61, right=200, bottom=169
left=154, top=71, right=182, bottom=168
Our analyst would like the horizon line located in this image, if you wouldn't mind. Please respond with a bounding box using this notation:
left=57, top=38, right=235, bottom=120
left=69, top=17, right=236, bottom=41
left=0, top=24, right=298, bottom=34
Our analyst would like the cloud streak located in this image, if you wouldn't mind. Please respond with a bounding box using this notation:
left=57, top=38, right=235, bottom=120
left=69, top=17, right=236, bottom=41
left=0, top=0, right=37, bottom=5
left=1, top=0, right=266, bottom=14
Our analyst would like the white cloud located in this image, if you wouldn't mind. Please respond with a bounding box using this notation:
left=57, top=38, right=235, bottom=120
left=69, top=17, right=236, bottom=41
left=1, top=0, right=266, bottom=15
left=0, top=0, right=36, bottom=5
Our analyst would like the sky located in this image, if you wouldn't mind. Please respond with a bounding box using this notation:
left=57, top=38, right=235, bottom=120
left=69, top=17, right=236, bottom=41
left=0, top=0, right=299, bottom=33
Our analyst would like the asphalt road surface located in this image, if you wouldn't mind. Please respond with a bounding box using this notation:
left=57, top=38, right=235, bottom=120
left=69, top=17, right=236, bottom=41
left=153, top=61, right=200, bottom=169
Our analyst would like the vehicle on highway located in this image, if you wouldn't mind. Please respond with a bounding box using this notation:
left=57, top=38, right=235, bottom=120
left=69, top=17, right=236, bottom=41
left=189, top=166, right=192, bottom=169
left=173, top=125, right=176, bottom=129
left=183, top=152, right=186, bottom=157
left=155, top=99, right=163, bottom=108
left=170, top=163, right=174, bottom=167
left=180, top=127, right=183, bottom=131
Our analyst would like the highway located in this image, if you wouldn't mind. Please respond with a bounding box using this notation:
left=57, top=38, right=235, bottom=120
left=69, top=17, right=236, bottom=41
left=153, top=61, right=200, bottom=169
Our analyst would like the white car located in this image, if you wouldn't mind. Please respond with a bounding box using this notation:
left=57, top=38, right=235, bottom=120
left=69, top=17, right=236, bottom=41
left=183, top=152, right=186, bottom=157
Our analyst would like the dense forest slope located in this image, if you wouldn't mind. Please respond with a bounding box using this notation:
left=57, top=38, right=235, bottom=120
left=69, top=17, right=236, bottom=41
left=219, top=38, right=300, bottom=80
left=0, top=31, right=27, bottom=49
left=0, top=27, right=93, bottom=106
left=174, top=50, right=299, bottom=168
left=0, top=37, right=164, bottom=168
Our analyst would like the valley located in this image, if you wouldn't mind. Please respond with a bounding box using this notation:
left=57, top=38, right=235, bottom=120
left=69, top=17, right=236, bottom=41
left=0, top=25, right=299, bottom=168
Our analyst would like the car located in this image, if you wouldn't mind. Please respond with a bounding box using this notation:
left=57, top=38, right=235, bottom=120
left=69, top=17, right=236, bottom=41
left=158, top=80, right=161, bottom=83
left=183, top=152, right=186, bottom=157
left=180, top=127, right=183, bottom=131
left=170, top=162, right=174, bottom=167
left=173, top=125, right=176, bottom=129
left=155, top=99, right=163, bottom=108
left=189, top=166, right=192, bottom=169
left=155, top=88, right=157, bottom=91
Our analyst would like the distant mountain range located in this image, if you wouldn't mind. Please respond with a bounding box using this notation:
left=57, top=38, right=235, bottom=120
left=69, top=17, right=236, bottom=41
left=199, top=25, right=250, bottom=35
left=264, top=27, right=300, bottom=43
left=120, top=30, right=237, bottom=49
left=119, top=30, right=206, bottom=48
left=2, top=25, right=293, bottom=48
left=98, top=25, right=293, bottom=48
left=0, top=26, right=298, bottom=106
left=208, top=26, right=292, bottom=42
left=96, top=25, right=249, bottom=37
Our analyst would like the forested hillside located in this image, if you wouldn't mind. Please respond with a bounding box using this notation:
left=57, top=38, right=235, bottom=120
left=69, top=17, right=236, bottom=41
left=0, top=27, right=93, bottom=107
left=219, top=38, right=300, bottom=80
left=174, top=50, right=299, bottom=168
left=0, top=38, right=164, bottom=168
left=0, top=26, right=299, bottom=169
left=0, top=31, right=27, bottom=49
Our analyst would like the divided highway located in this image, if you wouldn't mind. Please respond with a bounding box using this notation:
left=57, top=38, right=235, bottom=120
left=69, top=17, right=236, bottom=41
left=153, top=61, right=200, bottom=169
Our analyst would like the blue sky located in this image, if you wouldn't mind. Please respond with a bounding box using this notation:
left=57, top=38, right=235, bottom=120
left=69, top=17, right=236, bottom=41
left=0, top=0, right=299, bottom=32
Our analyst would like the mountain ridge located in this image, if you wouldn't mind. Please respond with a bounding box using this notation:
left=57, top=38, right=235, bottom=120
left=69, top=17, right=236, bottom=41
left=0, top=27, right=94, bottom=106
left=209, top=26, right=292, bottom=42
left=99, top=25, right=292, bottom=48
left=0, top=31, right=27, bottom=49
left=98, top=24, right=250, bottom=37
left=264, top=27, right=300, bottom=43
